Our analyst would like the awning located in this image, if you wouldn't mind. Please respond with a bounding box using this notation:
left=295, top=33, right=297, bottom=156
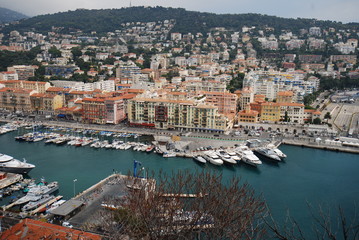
left=57, top=114, right=66, bottom=118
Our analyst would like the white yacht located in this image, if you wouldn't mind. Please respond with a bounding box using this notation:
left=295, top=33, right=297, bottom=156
left=193, top=155, right=206, bottom=164
left=235, top=146, right=262, bottom=167
left=225, top=149, right=241, bottom=162
left=216, top=150, right=237, bottom=165
left=267, top=144, right=287, bottom=159
left=0, top=153, right=35, bottom=174
left=203, top=151, right=223, bottom=166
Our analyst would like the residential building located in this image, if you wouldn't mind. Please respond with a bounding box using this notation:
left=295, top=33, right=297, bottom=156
left=200, top=91, right=238, bottom=116
left=116, top=61, right=141, bottom=83
left=260, top=102, right=281, bottom=122
left=128, top=97, right=229, bottom=132
left=30, top=93, right=63, bottom=114
left=276, top=91, right=294, bottom=103
left=0, top=88, right=35, bottom=112
left=0, top=71, right=18, bottom=80
left=238, top=105, right=259, bottom=123
left=0, top=80, right=50, bottom=93
left=7, top=65, right=36, bottom=80
left=82, top=98, right=107, bottom=124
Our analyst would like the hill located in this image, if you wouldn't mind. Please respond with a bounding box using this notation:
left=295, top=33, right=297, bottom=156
left=0, top=7, right=28, bottom=24
left=3, top=6, right=359, bottom=34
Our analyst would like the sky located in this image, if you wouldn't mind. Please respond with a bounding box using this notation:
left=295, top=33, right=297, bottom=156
left=1, top=0, right=359, bottom=23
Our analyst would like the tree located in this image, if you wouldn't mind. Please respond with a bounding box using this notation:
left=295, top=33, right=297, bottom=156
left=95, top=171, right=267, bottom=240
left=313, top=117, right=321, bottom=124
left=283, top=111, right=290, bottom=122
left=324, top=112, right=331, bottom=119
left=48, top=46, right=62, bottom=58
left=265, top=203, right=359, bottom=240
left=71, top=47, right=82, bottom=60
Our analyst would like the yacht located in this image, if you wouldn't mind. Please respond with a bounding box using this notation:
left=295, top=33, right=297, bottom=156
left=235, top=146, right=262, bottom=167
left=204, top=151, right=223, bottom=166
left=22, top=195, right=55, bottom=211
left=193, top=155, right=206, bottom=164
left=225, top=150, right=241, bottom=162
left=0, top=153, right=35, bottom=174
left=253, top=148, right=281, bottom=162
left=267, top=144, right=287, bottom=159
left=216, top=150, right=237, bottom=165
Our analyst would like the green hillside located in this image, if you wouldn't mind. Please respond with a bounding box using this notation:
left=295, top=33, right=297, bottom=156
left=3, top=6, right=359, bottom=34
left=0, top=7, right=28, bottom=24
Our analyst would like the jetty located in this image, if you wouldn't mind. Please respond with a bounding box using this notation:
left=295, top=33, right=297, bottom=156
left=0, top=172, right=23, bottom=190
left=30, top=195, right=63, bottom=215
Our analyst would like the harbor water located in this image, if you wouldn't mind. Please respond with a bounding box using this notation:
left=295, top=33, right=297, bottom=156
left=1, top=127, right=359, bottom=232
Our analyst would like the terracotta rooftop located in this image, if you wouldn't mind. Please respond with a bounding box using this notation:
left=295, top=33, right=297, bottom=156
left=0, top=218, right=102, bottom=240
left=277, top=91, right=294, bottom=96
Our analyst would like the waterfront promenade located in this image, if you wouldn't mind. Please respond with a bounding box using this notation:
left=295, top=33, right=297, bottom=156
left=2, top=117, right=358, bottom=154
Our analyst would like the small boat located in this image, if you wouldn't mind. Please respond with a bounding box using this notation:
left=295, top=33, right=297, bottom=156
left=163, top=152, right=177, bottom=158
left=155, top=146, right=163, bottom=155
left=193, top=155, right=206, bottom=164
left=267, top=144, right=287, bottom=159
left=254, top=148, right=281, bottom=162
left=146, top=145, right=155, bottom=153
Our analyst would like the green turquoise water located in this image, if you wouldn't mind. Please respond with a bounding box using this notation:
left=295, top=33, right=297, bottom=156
left=1, top=128, right=358, bottom=232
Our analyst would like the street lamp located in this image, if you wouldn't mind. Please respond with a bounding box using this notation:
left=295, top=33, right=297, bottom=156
left=73, top=179, right=77, bottom=197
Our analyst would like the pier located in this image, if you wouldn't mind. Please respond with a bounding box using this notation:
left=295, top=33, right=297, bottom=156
left=0, top=172, right=23, bottom=190
left=30, top=195, right=63, bottom=215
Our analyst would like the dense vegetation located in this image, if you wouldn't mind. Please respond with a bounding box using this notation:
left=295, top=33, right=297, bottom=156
left=0, top=7, right=28, bottom=24
left=0, top=47, right=41, bottom=71
left=4, top=7, right=359, bottom=35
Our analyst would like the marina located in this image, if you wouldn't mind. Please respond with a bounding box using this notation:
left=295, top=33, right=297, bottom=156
left=0, top=121, right=358, bottom=232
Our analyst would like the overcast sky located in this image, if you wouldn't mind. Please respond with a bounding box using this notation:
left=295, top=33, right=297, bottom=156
left=1, top=0, right=359, bottom=23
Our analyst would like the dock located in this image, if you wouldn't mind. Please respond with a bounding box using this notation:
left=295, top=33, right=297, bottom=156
left=0, top=173, right=23, bottom=190
left=160, top=193, right=207, bottom=198
left=30, top=195, right=63, bottom=215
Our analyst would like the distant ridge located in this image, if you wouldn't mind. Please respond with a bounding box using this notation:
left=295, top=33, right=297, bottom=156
left=3, top=6, right=359, bottom=34
left=0, top=7, right=28, bottom=24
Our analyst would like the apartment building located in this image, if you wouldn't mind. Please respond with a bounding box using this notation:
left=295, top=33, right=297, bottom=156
left=0, top=71, right=18, bottom=80
left=238, top=105, right=259, bottom=123
left=200, top=91, right=238, bottom=116
left=276, top=91, right=294, bottom=103
left=0, top=88, right=35, bottom=112
left=116, top=61, right=141, bottom=83
left=30, top=93, right=63, bottom=114
left=0, top=80, right=50, bottom=93
left=128, top=97, right=228, bottom=132
left=7, top=65, right=36, bottom=80
left=82, top=98, right=107, bottom=124
left=259, top=102, right=305, bottom=123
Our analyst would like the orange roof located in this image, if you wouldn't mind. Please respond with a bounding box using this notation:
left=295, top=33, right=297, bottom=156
left=0, top=218, right=102, bottom=240
left=277, top=91, right=294, bottom=96
left=31, top=93, right=45, bottom=97
left=69, top=91, right=86, bottom=95
left=82, top=98, right=105, bottom=103
left=279, top=102, right=304, bottom=107
left=134, top=97, right=194, bottom=105
left=46, top=87, right=70, bottom=92
left=239, top=109, right=259, bottom=116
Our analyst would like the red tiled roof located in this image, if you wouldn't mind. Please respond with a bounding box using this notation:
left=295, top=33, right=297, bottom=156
left=0, top=218, right=102, bottom=240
